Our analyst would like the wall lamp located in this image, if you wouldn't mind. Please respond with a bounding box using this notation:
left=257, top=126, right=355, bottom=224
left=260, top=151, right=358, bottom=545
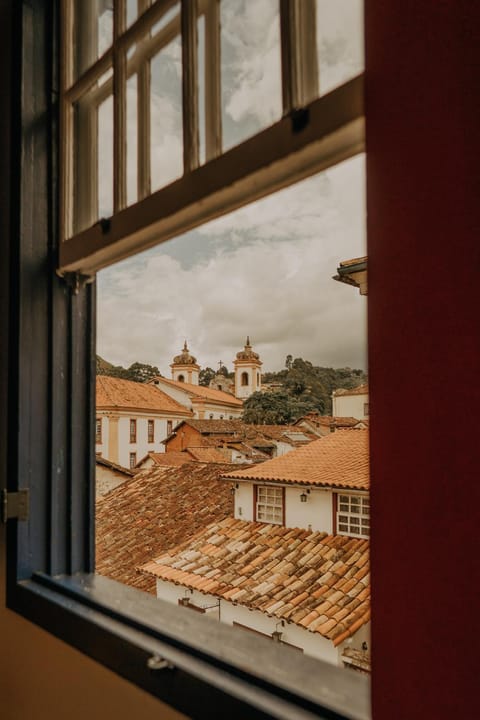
left=300, top=489, right=311, bottom=502
left=230, top=483, right=239, bottom=495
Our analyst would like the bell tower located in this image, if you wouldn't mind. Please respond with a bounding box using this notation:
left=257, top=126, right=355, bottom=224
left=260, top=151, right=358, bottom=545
left=170, top=341, right=200, bottom=385
left=233, top=337, right=262, bottom=399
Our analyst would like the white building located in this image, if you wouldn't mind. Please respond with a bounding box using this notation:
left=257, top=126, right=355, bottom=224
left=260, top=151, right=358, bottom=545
left=142, top=429, right=371, bottom=672
left=233, top=336, right=262, bottom=399
left=332, top=383, right=369, bottom=420
left=96, top=375, right=192, bottom=469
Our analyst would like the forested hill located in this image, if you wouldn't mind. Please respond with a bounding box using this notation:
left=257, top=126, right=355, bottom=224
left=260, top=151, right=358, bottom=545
left=96, top=356, right=160, bottom=383
left=243, top=357, right=367, bottom=424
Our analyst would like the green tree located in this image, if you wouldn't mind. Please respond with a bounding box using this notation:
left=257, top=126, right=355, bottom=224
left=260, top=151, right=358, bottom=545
left=199, top=367, right=216, bottom=386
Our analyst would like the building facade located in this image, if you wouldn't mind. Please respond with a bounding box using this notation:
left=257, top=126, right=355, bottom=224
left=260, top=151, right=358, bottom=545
left=332, top=384, right=369, bottom=420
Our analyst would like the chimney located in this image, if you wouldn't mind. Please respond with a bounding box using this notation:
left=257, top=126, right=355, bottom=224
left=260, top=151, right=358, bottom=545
left=330, top=421, right=336, bottom=433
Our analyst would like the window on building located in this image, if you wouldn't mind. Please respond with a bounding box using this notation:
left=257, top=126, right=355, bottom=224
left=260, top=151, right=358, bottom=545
left=337, top=494, right=370, bottom=538
left=209, top=414, right=214, bottom=419
left=95, top=417, right=102, bottom=443
left=129, top=452, right=137, bottom=469
left=241, top=372, right=249, bottom=386
left=129, top=418, right=136, bottom=443
left=364, top=402, right=369, bottom=416
left=166, top=420, right=173, bottom=435
left=178, top=374, right=185, bottom=382
left=255, top=486, right=284, bottom=525
left=147, top=419, right=154, bottom=443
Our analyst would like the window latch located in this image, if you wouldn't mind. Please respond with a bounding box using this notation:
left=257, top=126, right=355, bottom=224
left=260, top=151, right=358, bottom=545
left=1, top=489, right=29, bottom=523
left=59, top=271, right=96, bottom=295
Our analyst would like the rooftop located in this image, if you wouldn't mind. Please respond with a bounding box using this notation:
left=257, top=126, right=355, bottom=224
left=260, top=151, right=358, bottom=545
left=153, top=377, right=243, bottom=407
left=223, top=429, right=369, bottom=490
left=295, top=414, right=361, bottom=429
left=141, top=517, right=369, bottom=646
left=96, top=463, right=236, bottom=594
left=96, top=375, right=192, bottom=414
left=96, top=456, right=136, bottom=477
left=332, top=384, right=369, bottom=397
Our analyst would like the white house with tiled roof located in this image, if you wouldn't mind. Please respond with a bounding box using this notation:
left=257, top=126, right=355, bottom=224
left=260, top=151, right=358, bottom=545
left=149, top=376, right=244, bottom=420
left=332, top=383, right=369, bottom=420
left=141, top=429, right=371, bottom=671
left=96, top=375, right=192, bottom=469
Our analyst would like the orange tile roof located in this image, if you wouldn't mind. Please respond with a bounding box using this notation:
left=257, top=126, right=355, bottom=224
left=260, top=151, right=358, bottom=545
left=186, top=447, right=229, bottom=463
left=141, top=517, right=369, bottom=645
left=254, top=425, right=317, bottom=445
left=223, top=430, right=369, bottom=489
left=339, top=256, right=368, bottom=269
left=137, top=452, right=194, bottom=468
left=96, top=375, right=192, bottom=415
left=96, top=456, right=136, bottom=476
left=96, top=462, right=236, bottom=594
left=295, top=414, right=361, bottom=429
left=154, top=377, right=243, bottom=406
left=333, top=384, right=369, bottom=397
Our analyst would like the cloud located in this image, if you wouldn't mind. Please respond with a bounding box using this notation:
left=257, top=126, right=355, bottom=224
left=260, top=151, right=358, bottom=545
left=97, top=155, right=367, bottom=374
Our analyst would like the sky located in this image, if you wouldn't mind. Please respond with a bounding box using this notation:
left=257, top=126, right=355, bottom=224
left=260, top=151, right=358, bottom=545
left=96, top=0, right=366, bottom=375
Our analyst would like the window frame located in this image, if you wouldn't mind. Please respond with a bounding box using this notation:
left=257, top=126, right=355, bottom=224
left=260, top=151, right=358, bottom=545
left=255, top=485, right=285, bottom=526
left=336, top=493, right=370, bottom=539
left=129, top=417, right=137, bottom=443
left=147, top=418, right=155, bottom=443
left=2, top=2, right=370, bottom=719
left=95, top=416, right=102, bottom=443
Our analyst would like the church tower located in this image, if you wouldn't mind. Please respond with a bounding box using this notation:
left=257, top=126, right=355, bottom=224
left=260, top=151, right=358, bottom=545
left=170, top=341, right=200, bottom=385
left=233, top=337, right=262, bottom=399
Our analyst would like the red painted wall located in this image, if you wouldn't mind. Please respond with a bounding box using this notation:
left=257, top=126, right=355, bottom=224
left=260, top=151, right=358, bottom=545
left=366, top=3, right=480, bottom=718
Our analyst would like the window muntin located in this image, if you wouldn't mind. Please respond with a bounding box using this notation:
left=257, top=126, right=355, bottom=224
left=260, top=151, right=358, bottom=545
left=337, top=493, right=370, bottom=538
left=59, top=0, right=364, bottom=275
left=256, top=485, right=284, bottom=525
left=129, top=418, right=137, bottom=442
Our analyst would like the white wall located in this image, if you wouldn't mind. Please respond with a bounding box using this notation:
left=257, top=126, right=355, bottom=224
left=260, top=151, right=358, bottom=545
left=332, top=392, right=369, bottom=419
left=234, top=483, right=254, bottom=521
left=96, top=412, right=188, bottom=468
left=285, top=487, right=333, bottom=533
left=234, top=483, right=333, bottom=533
left=152, top=379, right=193, bottom=409
left=95, top=465, right=130, bottom=497
left=199, top=403, right=243, bottom=420
left=155, top=579, right=344, bottom=666
left=234, top=365, right=261, bottom=399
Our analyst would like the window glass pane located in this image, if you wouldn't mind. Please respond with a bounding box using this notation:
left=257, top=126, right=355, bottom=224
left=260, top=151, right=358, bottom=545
left=150, top=25, right=183, bottom=192
left=316, top=0, right=364, bottom=96
left=126, top=73, right=138, bottom=205
left=73, top=0, right=114, bottom=80
left=221, top=0, right=282, bottom=151
left=73, top=78, right=113, bottom=233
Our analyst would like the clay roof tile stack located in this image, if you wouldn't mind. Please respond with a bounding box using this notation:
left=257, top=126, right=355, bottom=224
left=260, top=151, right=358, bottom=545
left=141, top=517, right=370, bottom=645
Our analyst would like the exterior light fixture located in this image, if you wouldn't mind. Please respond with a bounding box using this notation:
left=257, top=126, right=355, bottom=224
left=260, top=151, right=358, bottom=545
left=300, top=492, right=308, bottom=503
left=271, top=630, right=283, bottom=642
left=179, top=597, right=190, bottom=607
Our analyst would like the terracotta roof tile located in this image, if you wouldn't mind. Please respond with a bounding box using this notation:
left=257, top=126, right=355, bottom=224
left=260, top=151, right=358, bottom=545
left=153, top=378, right=243, bottom=406
left=332, top=384, right=369, bottom=397
left=223, top=430, right=369, bottom=490
left=96, top=375, right=192, bottom=414
left=141, top=518, right=369, bottom=642
left=96, top=462, right=236, bottom=594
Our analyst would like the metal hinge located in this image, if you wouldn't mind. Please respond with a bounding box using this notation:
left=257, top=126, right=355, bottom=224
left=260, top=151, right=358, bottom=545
left=1, top=489, right=29, bottom=523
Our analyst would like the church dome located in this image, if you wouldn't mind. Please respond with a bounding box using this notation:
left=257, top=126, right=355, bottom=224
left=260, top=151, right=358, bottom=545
left=172, top=341, right=198, bottom=365
left=235, top=336, right=260, bottom=361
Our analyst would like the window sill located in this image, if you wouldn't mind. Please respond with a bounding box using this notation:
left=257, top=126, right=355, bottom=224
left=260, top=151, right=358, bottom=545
left=9, top=572, right=370, bottom=720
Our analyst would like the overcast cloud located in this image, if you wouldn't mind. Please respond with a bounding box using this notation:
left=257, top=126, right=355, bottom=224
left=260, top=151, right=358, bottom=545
left=96, top=1, right=366, bottom=375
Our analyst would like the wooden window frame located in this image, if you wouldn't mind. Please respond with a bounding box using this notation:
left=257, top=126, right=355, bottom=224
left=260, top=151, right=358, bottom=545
left=147, top=418, right=154, bottom=443
left=255, top=485, right=285, bottom=526
left=129, top=417, right=137, bottom=443
left=95, top=417, right=102, bottom=443
left=336, top=492, right=370, bottom=539
left=129, top=451, right=137, bottom=468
